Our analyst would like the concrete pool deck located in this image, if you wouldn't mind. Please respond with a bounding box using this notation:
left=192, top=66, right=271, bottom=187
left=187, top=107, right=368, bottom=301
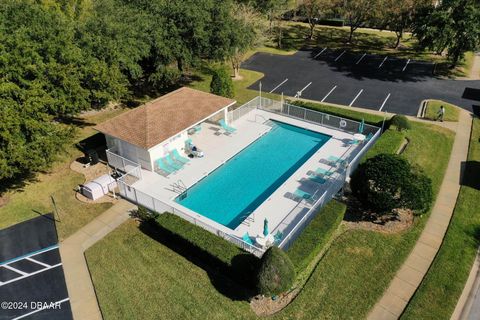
left=129, top=108, right=367, bottom=243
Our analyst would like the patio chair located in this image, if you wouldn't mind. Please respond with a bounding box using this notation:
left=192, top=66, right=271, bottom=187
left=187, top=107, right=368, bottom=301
left=164, top=154, right=184, bottom=170
left=219, top=119, right=237, bottom=133
left=171, top=149, right=190, bottom=164
left=156, top=159, right=176, bottom=174
left=274, top=231, right=283, bottom=244
left=315, top=167, right=334, bottom=176
left=365, top=132, right=373, bottom=142
left=294, top=188, right=313, bottom=200
left=308, top=175, right=326, bottom=184
left=242, top=232, right=254, bottom=245
left=347, top=138, right=359, bottom=145
left=194, top=125, right=202, bottom=132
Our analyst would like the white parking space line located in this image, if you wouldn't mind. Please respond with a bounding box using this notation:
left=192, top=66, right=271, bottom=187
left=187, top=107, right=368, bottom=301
left=13, top=297, right=70, bottom=320
left=402, top=59, right=411, bottom=72
left=0, top=245, right=58, bottom=267
left=0, top=263, right=62, bottom=287
left=295, top=82, right=312, bottom=98
left=3, top=265, right=28, bottom=276
left=334, top=50, right=346, bottom=62
left=378, top=56, right=388, bottom=68
left=321, top=85, right=337, bottom=102
left=314, top=48, right=327, bottom=59
left=26, top=257, right=51, bottom=268
left=349, top=89, right=364, bottom=107
left=269, top=78, right=288, bottom=93
left=379, top=93, right=391, bottom=111
left=356, top=53, right=367, bottom=65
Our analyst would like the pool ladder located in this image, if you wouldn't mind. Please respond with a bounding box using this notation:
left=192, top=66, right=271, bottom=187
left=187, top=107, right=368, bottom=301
left=171, top=179, right=187, bottom=195
left=240, top=212, right=255, bottom=227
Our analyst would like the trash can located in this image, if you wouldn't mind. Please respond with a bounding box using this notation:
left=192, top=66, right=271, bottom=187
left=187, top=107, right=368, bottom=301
left=86, top=150, right=99, bottom=165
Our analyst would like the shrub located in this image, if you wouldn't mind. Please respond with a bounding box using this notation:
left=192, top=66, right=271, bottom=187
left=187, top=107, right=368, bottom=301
left=390, top=114, right=411, bottom=131
left=256, top=247, right=295, bottom=296
left=210, top=67, right=234, bottom=98
left=350, top=154, right=432, bottom=214
left=133, top=206, right=159, bottom=222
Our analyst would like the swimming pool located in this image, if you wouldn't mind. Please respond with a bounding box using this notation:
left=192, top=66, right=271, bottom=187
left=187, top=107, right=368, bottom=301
left=175, top=120, right=331, bottom=229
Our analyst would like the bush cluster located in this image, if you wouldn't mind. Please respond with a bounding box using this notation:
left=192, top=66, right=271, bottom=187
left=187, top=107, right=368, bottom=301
left=350, top=154, right=432, bottom=214
left=390, top=115, right=411, bottom=131
left=210, top=67, right=234, bottom=98
left=256, top=247, right=296, bottom=296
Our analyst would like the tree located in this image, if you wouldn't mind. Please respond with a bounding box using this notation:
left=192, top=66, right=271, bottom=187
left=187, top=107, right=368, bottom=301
left=412, top=0, right=480, bottom=66
left=340, top=0, right=378, bottom=43
left=381, top=0, right=430, bottom=48
left=256, top=247, right=295, bottom=296
left=299, top=0, right=321, bottom=40
left=210, top=67, right=235, bottom=98
left=256, top=0, right=290, bottom=48
left=228, top=3, right=268, bottom=78
left=350, top=154, right=433, bottom=214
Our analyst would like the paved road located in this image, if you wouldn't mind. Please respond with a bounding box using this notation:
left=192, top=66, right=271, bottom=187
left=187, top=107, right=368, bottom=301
left=242, top=49, right=480, bottom=116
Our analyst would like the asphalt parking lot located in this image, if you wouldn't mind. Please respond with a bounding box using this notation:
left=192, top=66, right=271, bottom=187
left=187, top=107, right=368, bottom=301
left=243, top=48, right=480, bottom=116
left=0, top=214, right=72, bottom=320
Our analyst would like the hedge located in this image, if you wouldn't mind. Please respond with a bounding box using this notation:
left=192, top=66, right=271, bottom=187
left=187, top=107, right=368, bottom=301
left=287, top=200, right=346, bottom=273
left=151, top=213, right=259, bottom=287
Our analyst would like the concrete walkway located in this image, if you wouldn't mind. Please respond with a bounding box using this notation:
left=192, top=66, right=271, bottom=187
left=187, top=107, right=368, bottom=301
left=451, top=248, right=480, bottom=320
left=368, top=110, right=472, bottom=320
left=59, top=199, right=136, bottom=320
left=468, top=53, right=480, bottom=80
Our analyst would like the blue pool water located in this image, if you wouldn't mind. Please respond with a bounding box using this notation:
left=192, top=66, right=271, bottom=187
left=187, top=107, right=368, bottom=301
left=175, top=120, right=331, bottom=229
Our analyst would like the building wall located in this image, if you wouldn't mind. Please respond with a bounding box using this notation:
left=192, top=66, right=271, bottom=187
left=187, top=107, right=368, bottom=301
left=106, top=135, right=152, bottom=171
left=149, top=131, right=189, bottom=170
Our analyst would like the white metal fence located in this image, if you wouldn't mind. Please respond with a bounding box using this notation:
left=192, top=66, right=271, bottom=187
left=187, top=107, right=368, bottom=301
left=108, top=96, right=381, bottom=257
left=116, top=178, right=265, bottom=257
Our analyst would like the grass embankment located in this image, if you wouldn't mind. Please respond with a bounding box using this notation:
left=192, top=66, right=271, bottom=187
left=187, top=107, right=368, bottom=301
left=424, top=100, right=460, bottom=122
left=287, top=200, right=346, bottom=276
left=402, top=117, right=480, bottom=320
left=0, top=108, right=126, bottom=239
left=86, top=101, right=455, bottom=319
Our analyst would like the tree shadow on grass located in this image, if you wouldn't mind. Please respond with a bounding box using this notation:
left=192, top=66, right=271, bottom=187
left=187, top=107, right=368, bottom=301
left=138, top=220, right=259, bottom=301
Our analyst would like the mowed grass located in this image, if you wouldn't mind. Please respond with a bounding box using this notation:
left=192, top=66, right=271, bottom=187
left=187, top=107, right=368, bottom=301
left=86, top=110, right=455, bottom=319
left=402, top=117, right=480, bottom=320
left=424, top=100, right=460, bottom=122
left=0, top=108, right=126, bottom=240
left=86, top=220, right=254, bottom=320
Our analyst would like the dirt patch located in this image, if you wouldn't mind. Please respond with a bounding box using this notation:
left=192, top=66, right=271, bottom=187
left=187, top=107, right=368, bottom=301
left=250, top=289, right=300, bottom=316
left=343, top=195, right=414, bottom=234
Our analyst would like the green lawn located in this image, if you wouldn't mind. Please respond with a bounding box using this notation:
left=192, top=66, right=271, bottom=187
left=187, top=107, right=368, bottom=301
left=0, top=108, right=126, bottom=240
left=424, top=100, right=460, bottom=122
left=401, top=117, right=480, bottom=320
left=86, top=105, right=455, bottom=319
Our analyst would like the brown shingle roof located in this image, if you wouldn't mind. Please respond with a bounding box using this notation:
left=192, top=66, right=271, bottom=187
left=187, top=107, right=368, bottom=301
left=95, top=87, right=236, bottom=149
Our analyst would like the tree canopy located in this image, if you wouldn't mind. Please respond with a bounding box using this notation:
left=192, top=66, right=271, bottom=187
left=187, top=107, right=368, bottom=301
left=0, top=0, right=259, bottom=189
left=412, top=0, right=480, bottom=65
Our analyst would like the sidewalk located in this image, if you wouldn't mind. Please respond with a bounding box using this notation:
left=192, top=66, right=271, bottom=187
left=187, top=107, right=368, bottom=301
left=451, top=248, right=480, bottom=320
left=59, top=199, right=136, bottom=320
left=368, top=110, right=472, bottom=320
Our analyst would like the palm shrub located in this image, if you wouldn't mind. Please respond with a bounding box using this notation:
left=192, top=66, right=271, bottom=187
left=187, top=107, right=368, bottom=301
left=390, top=114, right=411, bottom=131
left=256, top=247, right=295, bottom=296
left=350, top=154, right=432, bottom=214
left=210, top=66, right=234, bottom=98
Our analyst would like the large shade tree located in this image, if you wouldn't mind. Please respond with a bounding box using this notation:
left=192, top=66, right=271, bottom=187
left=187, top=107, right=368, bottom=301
left=412, top=0, right=480, bottom=66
